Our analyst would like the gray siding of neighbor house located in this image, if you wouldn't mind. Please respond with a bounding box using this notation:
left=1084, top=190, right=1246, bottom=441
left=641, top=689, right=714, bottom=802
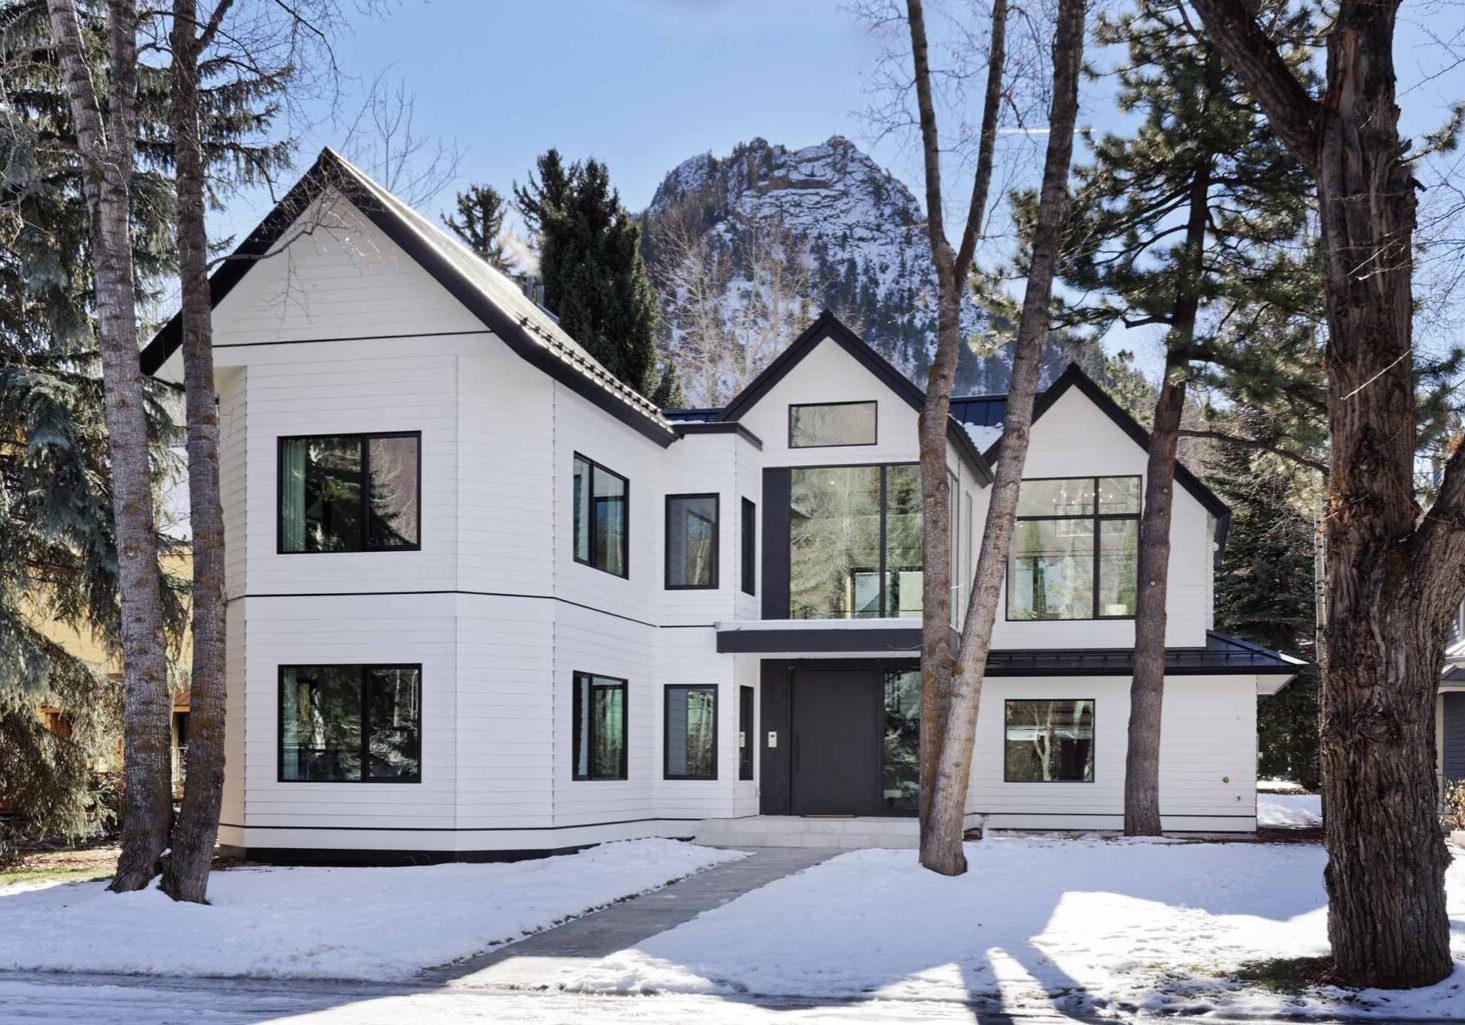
left=1444, top=693, right=1465, bottom=782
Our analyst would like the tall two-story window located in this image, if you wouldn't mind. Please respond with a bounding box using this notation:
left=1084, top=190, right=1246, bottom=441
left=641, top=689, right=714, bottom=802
left=1008, top=476, right=1140, bottom=620
left=573, top=455, right=628, bottom=577
left=278, top=433, right=420, bottom=553
left=572, top=672, right=627, bottom=780
left=788, top=463, right=922, bottom=619
left=789, top=401, right=877, bottom=448
left=279, top=665, right=421, bottom=782
left=665, top=495, right=718, bottom=589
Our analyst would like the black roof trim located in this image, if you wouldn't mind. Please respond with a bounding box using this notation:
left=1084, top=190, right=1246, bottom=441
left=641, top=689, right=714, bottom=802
left=672, top=421, right=765, bottom=449
left=140, top=150, right=677, bottom=448
left=718, top=310, right=994, bottom=484
left=981, top=362, right=1232, bottom=563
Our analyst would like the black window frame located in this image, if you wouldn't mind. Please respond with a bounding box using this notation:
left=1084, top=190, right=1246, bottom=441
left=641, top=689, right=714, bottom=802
left=277, top=432, right=423, bottom=555
left=787, top=400, right=879, bottom=449
left=738, top=685, right=755, bottom=780
left=277, top=663, right=423, bottom=784
left=572, top=671, right=629, bottom=781
left=1002, top=698, right=1096, bottom=784
left=741, top=498, right=757, bottom=596
left=663, top=683, right=719, bottom=781
left=664, top=493, right=720, bottom=590
left=1006, top=475, right=1141, bottom=622
left=572, top=454, right=630, bottom=579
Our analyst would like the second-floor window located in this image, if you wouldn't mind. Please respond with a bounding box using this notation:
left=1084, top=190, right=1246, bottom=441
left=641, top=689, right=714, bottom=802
left=789, top=401, right=877, bottom=448
left=278, top=433, right=420, bottom=553
left=573, top=454, right=628, bottom=577
left=665, top=494, right=718, bottom=589
left=1009, top=476, right=1139, bottom=620
left=789, top=463, right=921, bottom=619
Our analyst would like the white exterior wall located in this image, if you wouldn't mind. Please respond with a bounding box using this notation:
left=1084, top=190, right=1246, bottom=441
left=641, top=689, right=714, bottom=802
left=967, top=674, right=1258, bottom=832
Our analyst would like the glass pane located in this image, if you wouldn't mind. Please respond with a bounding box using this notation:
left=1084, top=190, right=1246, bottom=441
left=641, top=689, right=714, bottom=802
left=574, top=675, right=591, bottom=778
left=885, top=464, right=923, bottom=618
left=667, top=496, right=717, bottom=587
left=739, top=686, right=754, bottom=780
left=1008, top=519, right=1095, bottom=619
left=789, top=466, right=882, bottom=619
left=573, top=458, right=592, bottom=563
left=666, top=687, right=717, bottom=778
left=365, top=667, right=421, bottom=781
left=1098, top=476, right=1141, bottom=515
left=1005, top=699, right=1095, bottom=782
left=1016, top=478, right=1095, bottom=518
left=592, top=681, right=625, bottom=779
left=594, top=468, right=627, bottom=576
left=882, top=670, right=920, bottom=813
left=300, top=437, right=362, bottom=552
left=1098, top=519, right=1139, bottom=617
left=789, top=402, right=877, bottom=447
left=741, top=499, right=757, bottom=596
left=366, top=436, right=419, bottom=549
left=280, top=666, right=362, bottom=781
left=279, top=439, right=309, bottom=553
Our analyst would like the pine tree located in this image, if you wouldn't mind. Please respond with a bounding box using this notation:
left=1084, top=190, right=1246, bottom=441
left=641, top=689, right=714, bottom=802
left=514, top=149, right=667, bottom=400
left=443, top=184, right=514, bottom=271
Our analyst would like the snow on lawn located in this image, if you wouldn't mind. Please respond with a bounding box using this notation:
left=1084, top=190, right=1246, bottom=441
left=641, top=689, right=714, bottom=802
left=564, top=837, right=1465, bottom=1018
left=1258, top=793, right=1323, bottom=828
left=0, top=839, right=739, bottom=981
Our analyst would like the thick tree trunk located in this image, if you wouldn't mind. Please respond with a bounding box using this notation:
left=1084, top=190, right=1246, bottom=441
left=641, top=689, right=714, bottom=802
left=1190, top=0, right=1454, bottom=987
left=907, top=0, right=1006, bottom=832
left=160, top=0, right=229, bottom=904
left=46, top=0, right=174, bottom=893
left=919, top=0, right=1086, bottom=875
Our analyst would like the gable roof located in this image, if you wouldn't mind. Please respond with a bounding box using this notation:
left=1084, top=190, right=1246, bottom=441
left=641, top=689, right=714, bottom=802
left=715, top=310, right=994, bottom=483
left=950, top=362, right=1232, bottom=559
left=139, top=148, right=677, bottom=447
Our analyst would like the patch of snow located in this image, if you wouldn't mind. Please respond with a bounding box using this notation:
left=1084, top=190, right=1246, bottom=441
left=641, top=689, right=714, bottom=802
left=1257, top=777, right=1308, bottom=793
left=0, top=839, right=739, bottom=981
left=1259, top=794, right=1323, bottom=828
left=963, top=422, right=1004, bottom=451
left=560, top=836, right=1465, bottom=1019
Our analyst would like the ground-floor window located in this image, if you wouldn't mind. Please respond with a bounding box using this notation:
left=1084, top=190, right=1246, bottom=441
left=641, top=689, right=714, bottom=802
left=664, top=685, right=718, bottom=780
left=573, top=672, right=628, bottom=780
left=279, top=665, right=422, bottom=782
left=882, top=670, right=920, bottom=812
left=739, top=685, right=755, bottom=780
left=1004, top=698, right=1095, bottom=782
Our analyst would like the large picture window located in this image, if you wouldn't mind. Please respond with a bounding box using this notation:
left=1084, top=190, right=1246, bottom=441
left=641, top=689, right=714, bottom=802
left=665, top=495, right=718, bottom=589
left=664, top=685, right=717, bottom=780
left=279, top=665, right=421, bottom=782
left=278, top=433, right=420, bottom=553
left=573, top=672, right=627, bottom=780
left=788, top=464, right=922, bottom=619
left=573, top=455, right=628, bottom=578
left=789, top=401, right=877, bottom=448
left=1004, top=699, right=1095, bottom=782
left=1008, top=476, right=1139, bottom=620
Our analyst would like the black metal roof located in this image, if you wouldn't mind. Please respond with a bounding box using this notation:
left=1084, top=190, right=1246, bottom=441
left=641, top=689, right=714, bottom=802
left=949, top=394, right=1007, bottom=428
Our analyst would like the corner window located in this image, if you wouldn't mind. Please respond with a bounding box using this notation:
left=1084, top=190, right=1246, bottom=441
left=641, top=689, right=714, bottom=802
left=1008, top=476, right=1139, bottom=620
left=741, top=498, right=757, bottom=596
left=1004, top=699, right=1094, bottom=782
left=573, top=455, right=628, bottom=577
left=279, top=665, right=421, bottom=782
left=789, top=463, right=922, bottom=619
left=789, top=401, right=877, bottom=448
left=573, top=672, right=627, bottom=780
left=278, top=433, right=420, bottom=553
left=664, top=685, right=717, bottom=780
left=665, top=495, right=718, bottom=589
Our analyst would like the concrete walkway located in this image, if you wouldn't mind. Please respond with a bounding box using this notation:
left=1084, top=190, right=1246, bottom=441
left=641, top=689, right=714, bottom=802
left=425, top=847, right=838, bottom=989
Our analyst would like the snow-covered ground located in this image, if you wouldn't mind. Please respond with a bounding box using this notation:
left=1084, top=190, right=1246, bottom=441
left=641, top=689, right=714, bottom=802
left=0, top=839, right=738, bottom=981
left=563, top=837, right=1465, bottom=1019
left=1258, top=793, right=1323, bottom=828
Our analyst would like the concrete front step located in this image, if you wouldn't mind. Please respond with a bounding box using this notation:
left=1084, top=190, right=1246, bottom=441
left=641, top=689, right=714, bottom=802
left=694, top=815, right=919, bottom=850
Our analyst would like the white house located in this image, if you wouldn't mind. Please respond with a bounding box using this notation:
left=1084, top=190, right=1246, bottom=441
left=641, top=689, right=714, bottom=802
left=141, top=149, right=1300, bottom=862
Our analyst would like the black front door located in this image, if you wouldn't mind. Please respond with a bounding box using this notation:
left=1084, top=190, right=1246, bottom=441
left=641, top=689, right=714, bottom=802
left=789, top=669, right=883, bottom=815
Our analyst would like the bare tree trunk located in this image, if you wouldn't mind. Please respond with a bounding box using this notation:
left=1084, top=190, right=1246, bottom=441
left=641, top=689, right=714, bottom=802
left=1123, top=144, right=1212, bottom=837
left=1190, top=0, right=1458, bottom=987
left=160, top=0, right=232, bottom=904
left=920, top=0, right=1087, bottom=875
left=45, top=0, right=173, bottom=893
left=907, top=0, right=1006, bottom=832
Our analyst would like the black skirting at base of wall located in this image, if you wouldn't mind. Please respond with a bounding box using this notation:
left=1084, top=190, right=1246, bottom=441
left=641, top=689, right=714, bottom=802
left=239, top=838, right=696, bottom=867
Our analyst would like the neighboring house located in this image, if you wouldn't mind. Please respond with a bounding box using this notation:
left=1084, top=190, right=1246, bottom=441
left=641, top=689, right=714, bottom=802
left=139, top=149, right=1301, bottom=863
left=1439, top=606, right=1465, bottom=788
